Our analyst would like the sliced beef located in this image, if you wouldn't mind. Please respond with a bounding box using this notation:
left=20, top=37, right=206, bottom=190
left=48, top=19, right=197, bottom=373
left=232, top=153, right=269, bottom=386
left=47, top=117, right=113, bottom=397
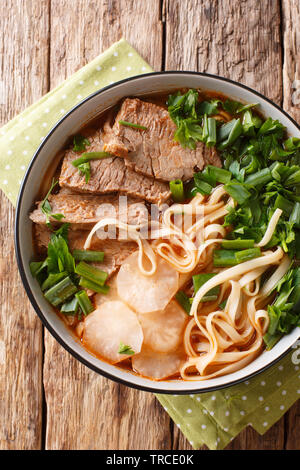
left=30, top=193, right=149, bottom=230
left=59, top=127, right=170, bottom=204
left=102, top=98, right=221, bottom=181
left=34, top=225, right=137, bottom=279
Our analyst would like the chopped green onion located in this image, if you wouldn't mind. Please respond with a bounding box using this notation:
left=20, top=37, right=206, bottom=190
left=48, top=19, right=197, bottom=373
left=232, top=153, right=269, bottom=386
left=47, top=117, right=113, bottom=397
left=289, top=267, right=300, bottom=309
left=224, top=182, right=251, bottom=204
left=73, top=250, right=105, bottom=262
left=119, top=120, right=148, bottom=131
left=61, top=297, right=80, bottom=315
left=194, top=173, right=213, bottom=195
left=219, top=299, right=228, bottom=310
left=192, top=273, right=220, bottom=297
left=30, top=260, right=47, bottom=278
left=41, top=271, right=68, bottom=292
left=75, top=290, right=94, bottom=315
left=244, top=168, right=272, bottom=186
left=44, top=276, right=77, bottom=307
left=198, top=100, right=220, bottom=115
left=202, top=115, right=217, bottom=147
left=175, top=291, right=191, bottom=314
left=289, top=202, right=300, bottom=228
left=189, top=294, right=218, bottom=303
left=199, top=294, right=218, bottom=303
left=169, top=179, right=185, bottom=202
left=217, top=119, right=243, bottom=149
left=72, top=152, right=112, bottom=167
left=79, top=277, right=110, bottom=294
left=221, top=239, right=255, bottom=250
left=263, top=331, right=282, bottom=350
left=284, top=169, right=300, bottom=187
left=213, top=249, right=238, bottom=267
left=191, top=273, right=220, bottom=302
left=118, top=341, right=135, bottom=355
left=75, top=261, right=108, bottom=286
left=205, top=165, right=232, bottom=184
left=235, top=247, right=261, bottom=264
left=274, top=194, right=294, bottom=216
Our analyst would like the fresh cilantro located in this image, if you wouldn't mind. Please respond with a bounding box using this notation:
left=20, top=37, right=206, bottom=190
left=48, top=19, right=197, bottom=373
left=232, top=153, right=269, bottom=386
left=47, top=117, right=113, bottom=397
left=40, top=180, right=65, bottom=227
left=73, top=135, right=90, bottom=152
left=77, top=162, right=91, bottom=183
left=222, top=99, right=257, bottom=115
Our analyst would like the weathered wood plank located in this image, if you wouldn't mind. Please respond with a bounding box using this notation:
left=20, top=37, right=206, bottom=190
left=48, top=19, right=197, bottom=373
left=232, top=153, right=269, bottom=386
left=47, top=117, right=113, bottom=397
left=164, top=0, right=282, bottom=104
left=43, top=0, right=168, bottom=450
left=0, top=0, right=49, bottom=450
left=49, top=0, right=163, bottom=86
left=163, top=0, right=285, bottom=450
left=282, top=0, right=300, bottom=450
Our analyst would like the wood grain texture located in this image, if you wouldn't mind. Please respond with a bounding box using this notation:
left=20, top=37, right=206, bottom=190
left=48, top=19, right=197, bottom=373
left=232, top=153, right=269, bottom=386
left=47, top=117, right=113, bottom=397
left=49, top=0, right=163, bottom=88
left=0, top=0, right=49, bottom=449
left=43, top=0, right=168, bottom=451
left=164, top=0, right=282, bottom=104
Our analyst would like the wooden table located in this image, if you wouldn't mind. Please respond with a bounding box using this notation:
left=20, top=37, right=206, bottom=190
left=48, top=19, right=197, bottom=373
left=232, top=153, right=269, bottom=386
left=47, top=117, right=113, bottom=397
left=0, top=0, right=299, bottom=450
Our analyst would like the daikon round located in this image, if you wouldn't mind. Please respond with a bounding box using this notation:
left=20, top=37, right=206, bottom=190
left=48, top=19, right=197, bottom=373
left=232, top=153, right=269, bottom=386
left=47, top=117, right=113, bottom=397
left=117, top=252, right=179, bottom=313
left=132, top=347, right=185, bottom=380
left=139, top=301, right=187, bottom=353
left=83, top=300, right=143, bottom=363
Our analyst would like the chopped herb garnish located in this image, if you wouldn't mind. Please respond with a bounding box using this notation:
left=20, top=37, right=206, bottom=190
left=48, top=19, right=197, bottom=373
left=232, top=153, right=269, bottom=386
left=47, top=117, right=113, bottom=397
left=119, top=120, right=148, bottom=131
left=169, top=179, right=185, bottom=202
left=40, top=179, right=65, bottom=227
left=118, top=342, right=135, bottom=355
left=175, top=291, right=191, bottom=314
left=75, top=290, right=94, bottom=316
left=73, top=249, right=105, bottom=263
left=44, top=276, right=77, bottom=307
left=76, top=162, right=91, bottom=183
left=73, top=135, right=90, bottom=152
left=192, top=273, right=220, bottom=301
left=72, top=152, right=112, bottom=183
left=75, top=261, right=108, bottom=286
left=61, top=297, right=80, bottom=315
left=72, top=152, right=112, bottom=166
left=264, top=267, right=300, bottom=349
left=79, top=277, right=110, bottom=294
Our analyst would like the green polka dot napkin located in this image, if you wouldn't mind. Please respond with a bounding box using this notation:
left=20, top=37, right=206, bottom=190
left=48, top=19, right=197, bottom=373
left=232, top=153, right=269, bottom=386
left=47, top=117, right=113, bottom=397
left=157, top=348, right=300, bottom=449
left=0, top=38, right=299, bottom=450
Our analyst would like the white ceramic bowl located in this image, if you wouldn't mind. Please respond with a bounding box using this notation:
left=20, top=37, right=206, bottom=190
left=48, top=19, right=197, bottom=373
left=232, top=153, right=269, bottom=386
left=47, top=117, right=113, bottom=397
left=15, top=72, right=300, bottom=393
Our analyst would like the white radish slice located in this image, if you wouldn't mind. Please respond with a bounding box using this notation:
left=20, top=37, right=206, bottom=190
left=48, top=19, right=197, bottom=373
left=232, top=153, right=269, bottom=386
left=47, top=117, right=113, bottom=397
left=132, top=347, right=185, bottom=380
left=117, top=251, right=179, bottom=313
left=94, top=275, right=119, bottom=307
left=139, top=301, right=187, bottom=353
left=83, top=300, right=143, bottom=364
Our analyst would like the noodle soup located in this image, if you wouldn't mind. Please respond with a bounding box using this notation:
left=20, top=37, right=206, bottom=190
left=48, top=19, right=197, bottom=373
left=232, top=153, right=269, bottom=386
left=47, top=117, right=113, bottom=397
left=29, top=88, right=300, bottom=381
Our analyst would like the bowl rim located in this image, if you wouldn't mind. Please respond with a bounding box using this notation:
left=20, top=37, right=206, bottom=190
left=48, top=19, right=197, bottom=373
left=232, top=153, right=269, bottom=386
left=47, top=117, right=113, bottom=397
left=14, top=70, right=300, bottom=394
